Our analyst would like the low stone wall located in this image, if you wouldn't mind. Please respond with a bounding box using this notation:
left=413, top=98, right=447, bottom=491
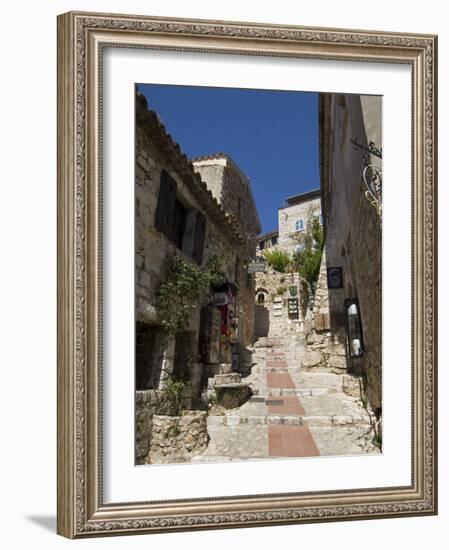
left=135, top=390, right=160, bottom=464
left=255, top=270, right=306, bottom=338
left=149, top=411, right=209, bottom=464
left=303, top=328, right=347, bottom=373
left=214, top=383, right=252, bottom=409
left=301, top=251, right=348, bottom=373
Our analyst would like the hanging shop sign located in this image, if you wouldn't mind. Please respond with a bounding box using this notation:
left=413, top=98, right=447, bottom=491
left=212, top=291, right=229, bottom=307
left=287, top=297, right=299, bottom=319
left=211, top=281, right=237, bottom=306
left=327, top=266, right=343, bottom=289
left=247, top=256, right=266, bottom=273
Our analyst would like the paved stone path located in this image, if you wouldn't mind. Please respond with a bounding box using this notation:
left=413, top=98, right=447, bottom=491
left=192, top=336, right=379, bottom=463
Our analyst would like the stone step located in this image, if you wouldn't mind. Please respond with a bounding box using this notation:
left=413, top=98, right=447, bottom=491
left=264, top=387, right=338, bottom=397
left=265, top=366, right=346, bottom=375
left=253, top=352, right=304, bottom=357
left=207, top=414, right=370, bottom=428
left=191, top=455, right=232, bottom=463
left=207, top=363, right=233, bottom=376
left=252, top=355, right=300, bottom=362
left=254, top=338, right=303, bottom=349
left=207, top=372, right=242, bottom=389
left=263, top=356, right=291, bottom=360
left=251, top=366, right=306, bottom=374
left=247, top=386, right=343, bottom=398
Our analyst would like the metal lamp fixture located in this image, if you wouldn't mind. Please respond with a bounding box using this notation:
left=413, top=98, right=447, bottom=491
left=344, top=298, right=364, bottom=357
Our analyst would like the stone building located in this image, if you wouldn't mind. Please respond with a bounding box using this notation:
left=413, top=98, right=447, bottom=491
left=254, top=190, right=321, bottom=339
left=316, top=93, right=382, bottom=415
left=254, top=269, right=309, bottom=339
left=192, top=153, right=262, bottom=350
left=257, top=229, right=278, bottom=251
left=278, top=190, right=322, bottom=254
left=135, top=92, right=260, bottom=412
left=258, top=190, right=322, bottom=255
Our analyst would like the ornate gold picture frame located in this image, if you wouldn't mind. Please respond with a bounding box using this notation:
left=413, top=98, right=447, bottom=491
left=57, top=11, right=437, bottom=538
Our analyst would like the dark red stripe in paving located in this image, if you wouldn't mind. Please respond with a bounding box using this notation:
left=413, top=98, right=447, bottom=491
left=267, top=372, right=294, bottom=388
left=265, top=353, right=319, bottom=457
left=268, top=425, right=320, bottom=457
left=266, top=360, right=288, bottom=369
left=267, top=396, right=305, bottom=415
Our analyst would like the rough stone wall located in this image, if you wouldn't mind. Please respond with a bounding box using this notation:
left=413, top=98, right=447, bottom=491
left=278, top=197, right=321, bottom=254
left=149, top=411, right=209, bottom=464
left=136, top=133, right=239, bottom=330
left=193, top=157, right=261, bottom=348
left=135, top=99, right=246, bottom=408
left=223, top=162, right=260, bottom=347
left=135, top=390, right=160, bottom=464
left=319, top=93, right=382, bottom=411
left=254, top=270, right=306, bottom=338
left=301, top=249, right=348, bottom=371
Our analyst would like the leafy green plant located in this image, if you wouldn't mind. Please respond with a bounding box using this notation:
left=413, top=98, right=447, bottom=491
left=208, top=392, right=217, bottom=404
left=263, top=249, right=291, bottom=273
left=156, top=254, right=223, bottom=334
left=164, top=377, right=185, bottom=415
left=206, top=254, right=226, bottom=286
left=291, top=217, right=324, bottom=286
left=155, top=376, right=186, bottom=416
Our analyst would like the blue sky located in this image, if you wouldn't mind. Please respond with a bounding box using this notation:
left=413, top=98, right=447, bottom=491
left=138, top=83, right=320, bottom=234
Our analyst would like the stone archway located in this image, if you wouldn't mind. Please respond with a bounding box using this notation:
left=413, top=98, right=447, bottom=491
left=254, top=287, right=269, bottom=338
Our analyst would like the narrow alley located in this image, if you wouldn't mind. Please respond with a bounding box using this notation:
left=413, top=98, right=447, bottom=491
left=134, top=89, right=383, bottom=466
left=194, top=335, right=379, bottom=462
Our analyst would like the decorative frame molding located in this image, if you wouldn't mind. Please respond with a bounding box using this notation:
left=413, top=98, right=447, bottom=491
left=57, top=11, right=437, bottom=538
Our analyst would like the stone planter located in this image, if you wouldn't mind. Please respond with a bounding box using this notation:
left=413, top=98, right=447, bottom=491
left=149, top=410, right=209, bottom=464
left=214, top=382, right=252, bottom=409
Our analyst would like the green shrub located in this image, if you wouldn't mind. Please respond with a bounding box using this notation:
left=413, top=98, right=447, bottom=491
left=263, top=249, right=291, bottom=273
left=156, top=254, right=223, bottom=334
left=291, top=217, right=324, bottom=286
left=156, top=377, right=186, bottom=416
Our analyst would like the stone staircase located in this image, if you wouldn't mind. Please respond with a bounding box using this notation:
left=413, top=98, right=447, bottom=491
left=192, top=336, right=380, bottom=461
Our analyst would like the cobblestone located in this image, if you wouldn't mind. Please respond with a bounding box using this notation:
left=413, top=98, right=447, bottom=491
left=189, top=337, right=380, bottom=462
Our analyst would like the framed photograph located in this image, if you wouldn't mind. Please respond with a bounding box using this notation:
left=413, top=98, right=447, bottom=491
left=57, top=11, right=437, bottom=538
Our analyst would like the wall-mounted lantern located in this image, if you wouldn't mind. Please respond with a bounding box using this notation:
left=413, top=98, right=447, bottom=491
left=344, top=298, right=364, bottom=358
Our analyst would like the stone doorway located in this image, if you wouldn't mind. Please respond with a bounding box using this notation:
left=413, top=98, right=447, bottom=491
left=173, top=331, right=196, bottom=381
left=135, top=322, right=166, bottom=390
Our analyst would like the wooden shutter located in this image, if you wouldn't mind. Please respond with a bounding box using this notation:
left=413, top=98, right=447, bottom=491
left=192, top=211, right=206, bottom=264
left=154, top=170, right=177, bottom=238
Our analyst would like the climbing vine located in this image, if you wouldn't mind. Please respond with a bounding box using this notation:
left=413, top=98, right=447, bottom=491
left=155, top=254, right=224, bottom=335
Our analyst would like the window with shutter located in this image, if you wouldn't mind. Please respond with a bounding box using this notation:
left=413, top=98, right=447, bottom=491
left=155, top=169, right=207, bottom=264
left=192, top=211, right=206, bottom=265
left=172, top=199, right=188, bottom=248
left=154, top=170, right=177, bottom=238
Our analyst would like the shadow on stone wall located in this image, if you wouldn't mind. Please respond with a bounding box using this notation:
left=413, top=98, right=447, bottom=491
left=233, top=342, right=254, bottom=376
left=254, top=305, right=269, bottom=338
